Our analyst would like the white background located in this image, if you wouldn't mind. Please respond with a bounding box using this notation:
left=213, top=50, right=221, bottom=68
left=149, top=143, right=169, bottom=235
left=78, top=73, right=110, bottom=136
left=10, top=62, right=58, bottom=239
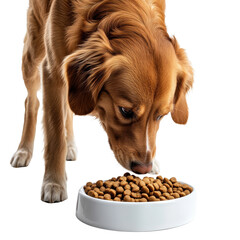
left=0, top=0, right=239, bottom=239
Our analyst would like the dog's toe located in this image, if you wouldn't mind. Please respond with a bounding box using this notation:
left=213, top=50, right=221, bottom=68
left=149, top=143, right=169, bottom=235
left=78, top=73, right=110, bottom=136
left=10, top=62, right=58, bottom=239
left=10, top=148, right=32, bottom=168
left=41, top=182, right=67, bottom=203
left=66, top=143, right=77, bottom=161
left=150, top=159, right=160, bottom=174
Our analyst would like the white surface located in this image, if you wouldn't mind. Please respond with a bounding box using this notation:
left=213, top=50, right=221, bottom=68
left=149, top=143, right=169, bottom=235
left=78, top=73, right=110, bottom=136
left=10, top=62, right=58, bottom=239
left=0, top=0, right=240, bottom=239
left=76, top=185, right=196, bottom=231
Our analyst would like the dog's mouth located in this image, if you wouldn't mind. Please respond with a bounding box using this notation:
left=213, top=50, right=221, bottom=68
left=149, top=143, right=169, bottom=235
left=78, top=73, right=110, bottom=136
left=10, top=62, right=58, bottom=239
left=111, top=146, right=153, bottom=174
left=130, top=161, right=152, bottom=174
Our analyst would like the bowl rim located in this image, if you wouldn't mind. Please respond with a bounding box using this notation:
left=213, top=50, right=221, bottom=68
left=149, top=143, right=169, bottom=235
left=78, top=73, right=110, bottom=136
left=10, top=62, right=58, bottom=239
left=79, top=181, right=195, bottom=206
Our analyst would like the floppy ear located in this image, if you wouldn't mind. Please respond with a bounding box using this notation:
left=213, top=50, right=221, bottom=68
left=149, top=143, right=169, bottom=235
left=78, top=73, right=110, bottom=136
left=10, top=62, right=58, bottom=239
left=62, top=30, right=122, bottom=115
left=171, top=37, right=194, bottom=124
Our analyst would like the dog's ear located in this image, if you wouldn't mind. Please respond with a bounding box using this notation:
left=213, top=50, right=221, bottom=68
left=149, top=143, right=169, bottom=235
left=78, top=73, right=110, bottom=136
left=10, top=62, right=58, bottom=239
left=171, top=37, right=193, bottom=124
left=62, top=30, right=123, bottom=115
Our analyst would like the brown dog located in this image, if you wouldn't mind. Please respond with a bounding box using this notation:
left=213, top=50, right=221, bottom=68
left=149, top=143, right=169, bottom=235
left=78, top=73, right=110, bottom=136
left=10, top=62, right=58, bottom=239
left=10, top=0, right=193, bottom=203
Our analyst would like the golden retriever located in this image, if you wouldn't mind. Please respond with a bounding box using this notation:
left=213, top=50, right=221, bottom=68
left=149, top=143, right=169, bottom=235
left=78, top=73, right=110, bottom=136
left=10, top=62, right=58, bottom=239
left=10, top=0, right=193, bottom=203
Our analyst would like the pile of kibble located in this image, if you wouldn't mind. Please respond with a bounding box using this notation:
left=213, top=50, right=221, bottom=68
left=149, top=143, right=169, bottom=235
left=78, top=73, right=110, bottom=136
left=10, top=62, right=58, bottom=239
left=84, top=173, right=193, bottom=202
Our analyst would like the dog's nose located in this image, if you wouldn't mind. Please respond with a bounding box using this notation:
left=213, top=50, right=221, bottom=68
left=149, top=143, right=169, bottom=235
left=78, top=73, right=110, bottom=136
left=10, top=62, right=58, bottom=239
left=130, top=161, right=152, bottom=174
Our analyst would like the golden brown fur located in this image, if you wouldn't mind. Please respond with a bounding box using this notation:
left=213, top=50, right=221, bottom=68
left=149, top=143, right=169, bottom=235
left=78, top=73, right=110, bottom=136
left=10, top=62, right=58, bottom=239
left=11, top=0, right=193, bottom=203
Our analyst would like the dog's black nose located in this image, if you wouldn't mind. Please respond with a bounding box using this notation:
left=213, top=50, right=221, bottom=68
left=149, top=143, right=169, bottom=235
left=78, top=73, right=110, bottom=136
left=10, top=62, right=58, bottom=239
left=130, top=161, right=152, bottom=174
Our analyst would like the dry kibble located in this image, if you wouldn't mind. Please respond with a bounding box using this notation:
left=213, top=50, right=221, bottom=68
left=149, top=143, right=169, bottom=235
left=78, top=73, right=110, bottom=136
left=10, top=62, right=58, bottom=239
left=124, top=189, right=131, bottom=196
left=163, top=183, right=171, bottom=189
left=141, top=193, right=149, bottom=200
left=93, top=187, right=100, bottom=193
left=104, top=193, right=111, bottom=200
left=131, top=192, right=137, bottom=198
left=182, top=184, right=189, bottom=189
left=153, top=182, right=160, bottom=190
left=170, top=177, right=177, bottom=183
left=118, top=177, right=124, bottom=181
left=116, top=186, right=124, bottom=194
left=86, top=182, right=92, bottom=186
left=105, top=188, right=111, bottom=194
left=163, top=192, right=170, bottom=198
left=164, top=178, right=173, bottom=187
left=159, top=186, right=168, bottom=193
left=157, top=175, right=163, bottom=181
left=172, top=193, right=180, bottom=198
left=182, top=184, right=193, bottom=192
left=124, top=172, right=131, bottom=177
left=127, top=175, right=134, bottom=182
left=135, top=192, right=142, bottom=198
left=143, top=177, right=150, bottom=184
left=84, top=186, right=91, bottom=193
left=141, top=186, right=150, bottom=194
left=139, top=180, right=146, bottom=187
left=153, top=191, right=161, bottom=198
left=88, top=190, right=98, bottom=198
left=149, top=177, right=155, bottom=183
left=84, top=173, right=193, bottom=202
left=112, top=182, right=119, bottom=188
left=149, top=196, right=157, bottom=201
left=104, top=181, right=113, bottom=188
left=117, top=194, right=122, bottom=198
left=173, top=182, right=181, bottom=188
left=133, top=178, right=140, bottom=184
left=120, top=181, right=128, bottom=187
left=123, top=195, right=132, bottom=202
left=168, top=188, right=173, bottom=194
left=114, top=197, right=121, bottom=201
left=109, top=189, right=116, bottom=198
left=96, top=180, right=103, bottom=188
left=179, top=192, right=186, bottom=197
left=98, top=191, right=104, bottom=196
left=147, top=184, right=155, bottom=192
left=156, top=180, right=163, bottom=187
left=184, top=190, right=190, bottom=195
left=131, top=184, right=140, bottom=192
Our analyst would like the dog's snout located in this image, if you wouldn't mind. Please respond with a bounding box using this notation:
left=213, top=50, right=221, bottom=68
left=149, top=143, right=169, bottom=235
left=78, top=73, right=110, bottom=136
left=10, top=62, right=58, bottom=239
left=130, top=161, right=152, bottom=174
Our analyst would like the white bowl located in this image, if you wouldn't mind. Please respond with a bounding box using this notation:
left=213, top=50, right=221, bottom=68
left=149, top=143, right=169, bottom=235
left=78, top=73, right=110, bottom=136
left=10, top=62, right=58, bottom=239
left=76, top=183, right=196, bottom=231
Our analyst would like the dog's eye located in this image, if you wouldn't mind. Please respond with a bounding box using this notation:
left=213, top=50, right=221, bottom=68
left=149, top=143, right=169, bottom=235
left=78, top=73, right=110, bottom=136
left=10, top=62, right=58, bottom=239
left=156, top=115, right=163, bottom=121
left=119, top=107, right=134, bottom=119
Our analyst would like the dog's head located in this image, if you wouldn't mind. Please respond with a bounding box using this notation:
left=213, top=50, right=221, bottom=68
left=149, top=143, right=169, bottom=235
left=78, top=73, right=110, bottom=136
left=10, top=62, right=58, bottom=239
left=63, top=29, right=193, bottom=174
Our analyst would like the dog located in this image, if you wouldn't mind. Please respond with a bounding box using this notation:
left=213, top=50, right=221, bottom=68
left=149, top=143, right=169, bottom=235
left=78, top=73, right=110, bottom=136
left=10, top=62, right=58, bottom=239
left=10, top=0, right=193, bottom=203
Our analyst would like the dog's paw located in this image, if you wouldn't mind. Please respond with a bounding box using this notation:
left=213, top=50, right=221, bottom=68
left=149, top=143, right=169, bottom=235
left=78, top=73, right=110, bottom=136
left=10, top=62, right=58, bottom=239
left=41, top=181, right=67, bottom=203
left=150, top=159, right=160, bottom=174
left=66, top=143, right=77, bottom=161
left=10, top=148, right=32, bottom=168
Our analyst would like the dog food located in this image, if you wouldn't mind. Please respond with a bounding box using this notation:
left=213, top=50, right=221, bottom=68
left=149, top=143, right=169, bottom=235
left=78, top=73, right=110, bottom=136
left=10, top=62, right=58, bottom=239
left=84, top=173, right=193, bottom=202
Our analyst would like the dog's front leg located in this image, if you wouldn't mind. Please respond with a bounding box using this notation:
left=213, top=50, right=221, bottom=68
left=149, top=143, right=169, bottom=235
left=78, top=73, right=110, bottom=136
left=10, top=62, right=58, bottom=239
left=41, top=58, right=68, bottom=203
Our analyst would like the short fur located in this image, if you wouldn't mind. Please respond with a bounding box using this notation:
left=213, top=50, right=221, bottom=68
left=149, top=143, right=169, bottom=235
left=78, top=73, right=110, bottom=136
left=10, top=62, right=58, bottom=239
left=11, top=0, right=193, bottom=203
